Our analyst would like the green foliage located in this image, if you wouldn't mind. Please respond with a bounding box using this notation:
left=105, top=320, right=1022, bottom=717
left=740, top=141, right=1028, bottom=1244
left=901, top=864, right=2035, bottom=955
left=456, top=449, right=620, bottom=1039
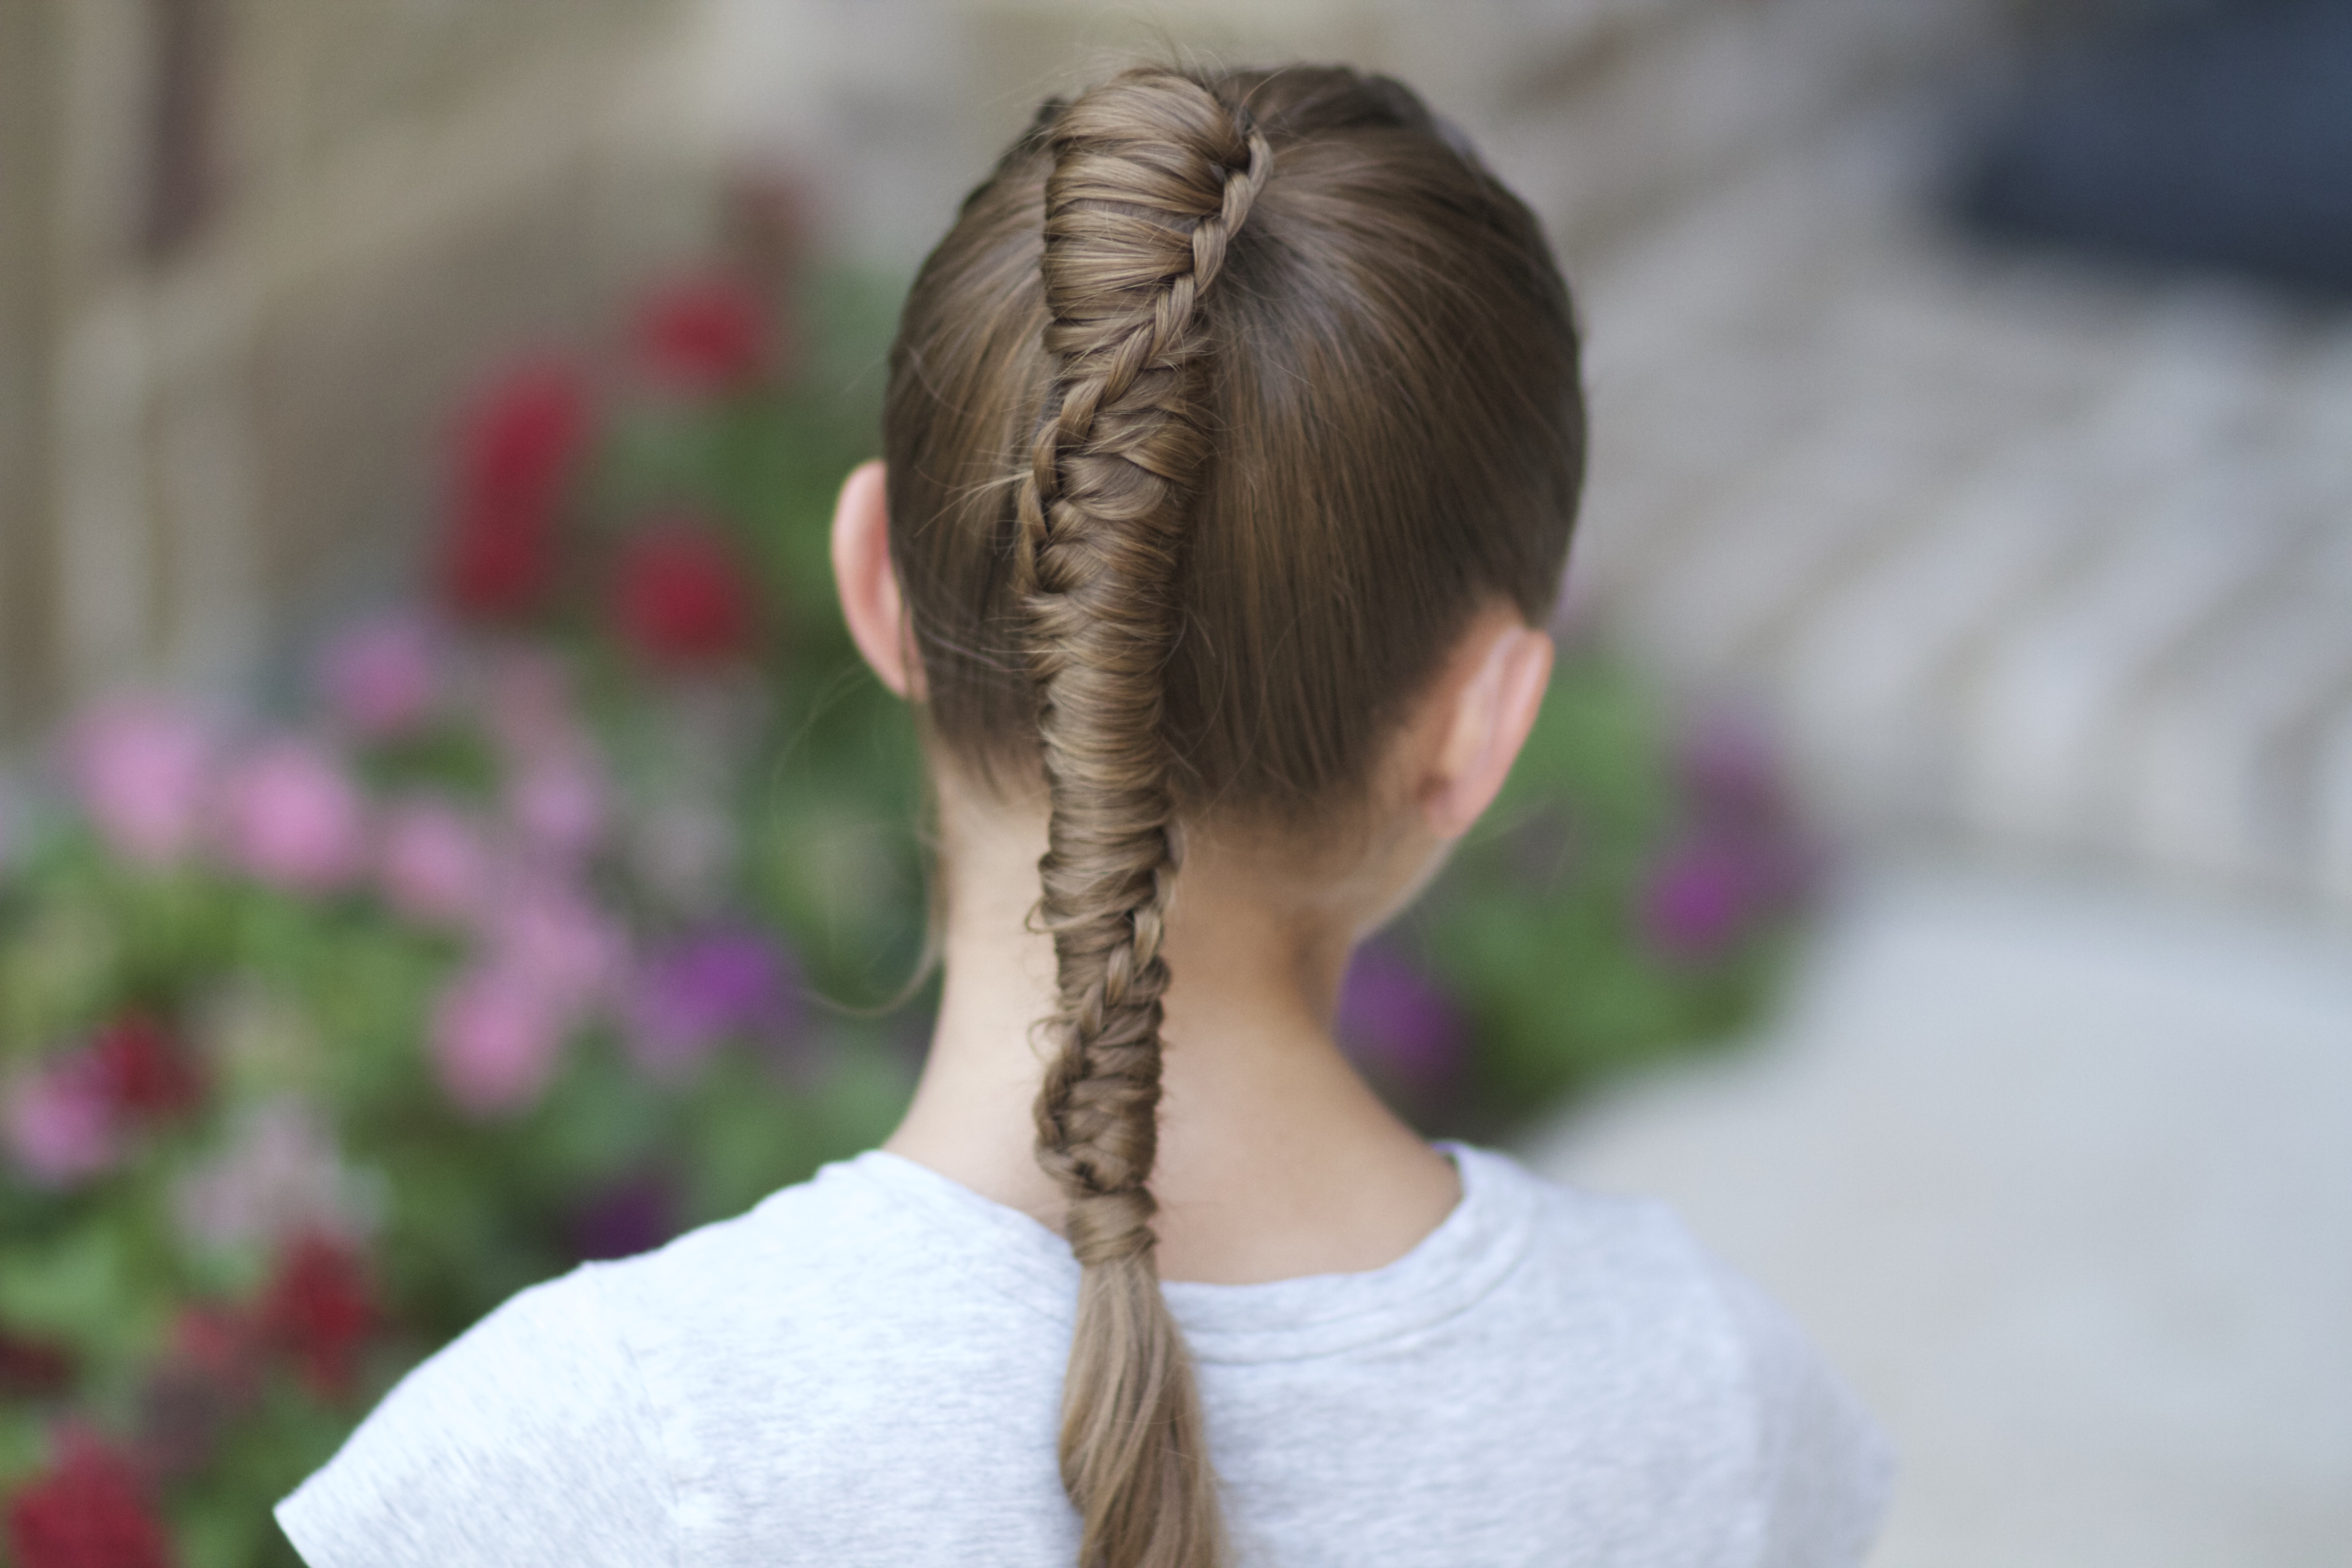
left=0, top=255, right=1813, bottom=1565
left=1386, top=653, right=1808, bottom=1133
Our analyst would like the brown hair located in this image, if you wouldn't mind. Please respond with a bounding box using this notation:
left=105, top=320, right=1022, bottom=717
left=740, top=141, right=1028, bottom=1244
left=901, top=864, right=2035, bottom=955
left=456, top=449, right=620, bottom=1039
left=882, top=64, right=1584, bottom=1568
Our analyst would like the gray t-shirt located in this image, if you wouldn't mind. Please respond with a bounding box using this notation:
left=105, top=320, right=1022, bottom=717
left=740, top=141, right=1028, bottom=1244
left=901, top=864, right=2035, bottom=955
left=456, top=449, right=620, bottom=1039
left=277, top=1145, right=1890, bottom=1567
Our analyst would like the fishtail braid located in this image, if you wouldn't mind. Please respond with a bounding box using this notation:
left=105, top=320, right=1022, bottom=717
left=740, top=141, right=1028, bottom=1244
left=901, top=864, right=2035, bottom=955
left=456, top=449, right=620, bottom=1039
left=1015, top=68, right=1271, bottom=1568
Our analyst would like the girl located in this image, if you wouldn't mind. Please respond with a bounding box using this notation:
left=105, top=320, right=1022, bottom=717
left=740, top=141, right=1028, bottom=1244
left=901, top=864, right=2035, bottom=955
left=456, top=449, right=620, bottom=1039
left=279, top=64, right=1889, bottom=1568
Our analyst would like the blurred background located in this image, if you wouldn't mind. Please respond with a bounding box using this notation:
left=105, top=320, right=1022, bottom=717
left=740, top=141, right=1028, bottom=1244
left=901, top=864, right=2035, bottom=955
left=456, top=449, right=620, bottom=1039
left=1, top=1, right=2347, bottom=1564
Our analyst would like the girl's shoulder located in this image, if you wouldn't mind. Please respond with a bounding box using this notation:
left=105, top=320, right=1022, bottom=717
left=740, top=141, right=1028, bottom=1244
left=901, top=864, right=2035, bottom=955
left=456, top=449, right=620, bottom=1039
left=276, top=1148, right=1892, bottom=1568
left=1461, top=1147, right=1896, bottom=1566
left=274, top=1152, right=997, bottom=1568
left=275, top=1239, right=675, bottom=1567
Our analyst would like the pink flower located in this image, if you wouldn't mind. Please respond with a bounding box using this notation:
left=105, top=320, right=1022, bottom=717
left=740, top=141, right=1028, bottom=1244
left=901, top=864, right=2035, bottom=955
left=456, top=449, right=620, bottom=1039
left=489, top=879, right=623, bottom=1015
left=217, top=739, right=367, bottom=892
left=377, top=798, right=489, bottom=925
left=429, top=964, right=568, bottom=1117
left=480, top=652, right=607, bottom=862
left=318, top=611, right=443, bottom=739
left=507, top=754, right=606, bottom=863
left=172, top=1098, right=372, bottom=1252
left=428, top=878, right=627, bottom=1113
left=2, top=1055, right=119, bottom=1186
left=63, top=698, right=214, bottom=866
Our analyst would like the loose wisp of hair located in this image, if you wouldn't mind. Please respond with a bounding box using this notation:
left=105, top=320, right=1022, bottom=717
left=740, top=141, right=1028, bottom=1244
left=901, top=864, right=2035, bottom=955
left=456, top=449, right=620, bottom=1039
left=881, top=63, right=1585, bottom=1568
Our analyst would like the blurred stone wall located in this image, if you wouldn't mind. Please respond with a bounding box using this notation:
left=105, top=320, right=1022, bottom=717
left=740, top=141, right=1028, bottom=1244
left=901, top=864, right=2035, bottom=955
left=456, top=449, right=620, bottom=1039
left=0, top=0, right=727, bottom=737
left=0, top=3, right=60, bottom=737
left=715, top=0, right=1994, bottom=277
left=0, top=0, right=1997, bottom=741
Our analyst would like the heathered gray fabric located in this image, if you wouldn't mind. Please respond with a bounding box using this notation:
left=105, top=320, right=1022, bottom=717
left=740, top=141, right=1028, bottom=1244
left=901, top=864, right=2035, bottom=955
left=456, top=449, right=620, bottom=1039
left=277, top=1145, right=1891, bottom=1568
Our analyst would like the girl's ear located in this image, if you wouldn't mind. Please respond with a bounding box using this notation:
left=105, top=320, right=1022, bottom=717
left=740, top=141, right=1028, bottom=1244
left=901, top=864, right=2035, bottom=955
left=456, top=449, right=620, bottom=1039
left=1417, top=616, right=1553, bottom=842
left=831, top=460, right=921, bottom=699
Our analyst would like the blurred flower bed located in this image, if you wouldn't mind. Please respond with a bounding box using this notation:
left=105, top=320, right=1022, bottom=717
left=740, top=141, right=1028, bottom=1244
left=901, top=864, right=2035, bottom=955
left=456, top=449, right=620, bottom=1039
left=0, top=241, right=1816, bottom=1567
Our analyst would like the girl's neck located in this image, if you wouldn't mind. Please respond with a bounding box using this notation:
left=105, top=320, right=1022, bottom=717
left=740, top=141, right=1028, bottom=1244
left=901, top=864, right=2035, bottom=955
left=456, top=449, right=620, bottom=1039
left=882, top=790, right=1459, bottom=1286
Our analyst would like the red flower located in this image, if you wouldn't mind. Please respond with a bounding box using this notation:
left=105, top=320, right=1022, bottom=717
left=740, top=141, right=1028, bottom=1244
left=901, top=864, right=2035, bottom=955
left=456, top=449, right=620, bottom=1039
left=5, top=1430, right=175, bottom=1568
left=256, top=1233, right=374, bottom=1402
left=439, top=361, right=592, bottom=619
left=90, top=1014, right=202, bottom=1123
left=725, top=173, right=807, bottom=301
left=164, top=1305, right=261, bottom=1401
left=633, top=272, right=771, bottom=395
left=0, top=1331, right=75, bottom=1400
left=611, top=521, right=758, bottom=666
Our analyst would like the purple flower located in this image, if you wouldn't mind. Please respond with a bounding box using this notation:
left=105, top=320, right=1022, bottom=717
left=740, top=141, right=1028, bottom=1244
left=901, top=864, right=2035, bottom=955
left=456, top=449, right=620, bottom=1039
left=217, top=739, right=368, bottom=892
left=429, top=964, right=568, bottom=1117
left=568, top=1171, right=674, bottom=1262
left=377, top=798, right=489, bottom=925
left=318, top=611, right=443, bottom=739
left=2, top=1054, right=119, bottom=1186
left=626, top=927, right=800, bottom=1080
left=1638, top=838, right=1754, bottom=960
left=1641, top=711, right=1820, bottom=961
left=1334, top=946, right=1468, bottom=1095
left=63, top=698, right=214, bottom=866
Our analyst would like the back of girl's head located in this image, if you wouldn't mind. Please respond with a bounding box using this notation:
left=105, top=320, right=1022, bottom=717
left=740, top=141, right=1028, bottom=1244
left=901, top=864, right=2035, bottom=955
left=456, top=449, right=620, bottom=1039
left=880, top=63, right=1583, bottom=1568
left=887, top=64, right=1583, bottom=819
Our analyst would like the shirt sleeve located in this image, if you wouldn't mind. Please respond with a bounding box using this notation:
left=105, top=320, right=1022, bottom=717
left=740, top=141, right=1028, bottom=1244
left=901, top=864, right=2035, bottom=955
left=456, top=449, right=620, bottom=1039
left=276, top=1264, right=676, bottom=1568
left=1709, top=1261, right=1896, bottom=1568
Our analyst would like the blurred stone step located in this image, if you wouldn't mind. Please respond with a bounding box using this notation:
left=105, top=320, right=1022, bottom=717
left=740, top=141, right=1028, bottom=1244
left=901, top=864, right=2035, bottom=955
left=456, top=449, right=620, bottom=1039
left=1952, top=462, right=2307, bottom=851
left=2313, top=710, right=2352, bottom=905
left=1774, top=449, right=2119, bottom=828
left=1613, top=402, right=1984, bottom=686
left=1568, top=117, right=2352, bottom=909
left=2122, top=526, right=2352, bottom=889
left=1524, top=858, right=2352, bottom=1567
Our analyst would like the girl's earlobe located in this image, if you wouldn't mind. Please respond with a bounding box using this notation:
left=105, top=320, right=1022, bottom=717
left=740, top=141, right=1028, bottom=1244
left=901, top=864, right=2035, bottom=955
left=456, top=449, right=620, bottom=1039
left=831, top=460, right=921, bottom=699
left=1421, top=622, right=1553, bottom=842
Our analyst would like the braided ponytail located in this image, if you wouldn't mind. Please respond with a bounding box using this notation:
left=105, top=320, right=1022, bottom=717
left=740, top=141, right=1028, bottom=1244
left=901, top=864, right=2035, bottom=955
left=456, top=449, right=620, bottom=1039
left=885, top=59, right=1584, bottom=1568
left=1016, top=70, right=1269, bottom=1568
